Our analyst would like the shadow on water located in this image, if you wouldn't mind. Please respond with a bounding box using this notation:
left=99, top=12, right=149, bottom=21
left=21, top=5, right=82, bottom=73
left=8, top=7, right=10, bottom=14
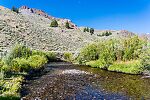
left=21, top=62, right=150, bottom=100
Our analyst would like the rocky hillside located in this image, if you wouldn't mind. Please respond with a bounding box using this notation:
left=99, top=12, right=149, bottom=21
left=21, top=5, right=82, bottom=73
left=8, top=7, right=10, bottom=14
left=0, top=6, right=136, bottom=56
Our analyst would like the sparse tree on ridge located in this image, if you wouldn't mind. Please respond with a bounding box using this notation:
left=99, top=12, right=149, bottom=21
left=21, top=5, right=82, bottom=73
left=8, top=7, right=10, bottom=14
left=65, top=21, right=70, bottom=29
left=90, top=28, right=94, bottom=35
left=86, top=27, right=89, bottom=32
left=50, top=19, right=58, bottom=27
left=11, top=6, right=19, bottom=13
left=83, top=28, right=87, bottom=32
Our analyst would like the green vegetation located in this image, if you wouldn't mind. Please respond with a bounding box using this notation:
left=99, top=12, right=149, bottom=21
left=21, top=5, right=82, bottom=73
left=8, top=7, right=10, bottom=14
left=90, top=28, right=94, bottom=35
left=78, top=36, right=149, bottom=74
left=65, top=21, right=70, bottom=29
left=140, top=48, right=150, bottom=70
left=0, top=77, right=23, bottom=99
left=50, top=19, right=58, bottom=27
left=63, top=52, right=73, bottom=62
left=83, top=27, right=94, bottom=35
left=83, top=27, right=89, bottom=32
left=28, top=55, right=47, bottom=69
left=3, top=44, right=31, bottom=66
left=0, top=44, right=56, bottom=99
left=11, top=6, right=19, bottom=13
left=86, top=60, right=106, bottom=69
left=83, top=28, right=86, bottom=32
left=11, top=58, right=30, bottom=72
left=77, top=43, right=98, bottom=64
left=108, top=60, right=144, bottom=74
left=98, top=31, right=112, bottom=36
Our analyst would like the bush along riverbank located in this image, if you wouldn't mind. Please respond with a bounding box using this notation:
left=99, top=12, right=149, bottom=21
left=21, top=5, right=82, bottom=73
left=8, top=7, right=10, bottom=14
left=77, top=36, right=150, bottom=75
left=0, top=44, right=56, bottom=99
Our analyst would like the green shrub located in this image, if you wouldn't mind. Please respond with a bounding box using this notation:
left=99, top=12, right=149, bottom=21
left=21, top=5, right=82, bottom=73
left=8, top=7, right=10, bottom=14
left=86, top=60, right=106, bottom=69
left=50, top=19, right=58, bottom=27
left=46, top=52, right=57, bottom=61
left=11, top=58, right=30, bottom=72
left=32, top=50, right=46, bottom=57
left=77, top=43, right=98, bottom=64
left=63, top=52, right=73, bottom=62
left=140, top=48, right=150, bottom=70
left=28, top=55, right=48, bottom=69
left=3, top=44, right=31, bottom=66
left=1, top=76, right=23, bottom=98
left=32, top=50, right=57, bottom=61
left=108, top=60, right=144, bottom=74
left=123, top=36, right=144, bottom=61
left=78, top=36, right=148, bottom=74
left=1, top=65, right=11, bottom=73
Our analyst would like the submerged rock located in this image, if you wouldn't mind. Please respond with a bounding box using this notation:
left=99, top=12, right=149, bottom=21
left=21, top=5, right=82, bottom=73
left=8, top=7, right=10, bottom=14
left=62, top=69, right=90, bottom=75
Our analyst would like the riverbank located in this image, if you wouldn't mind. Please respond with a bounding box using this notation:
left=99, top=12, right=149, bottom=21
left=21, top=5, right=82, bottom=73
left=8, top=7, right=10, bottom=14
left=77, top=36, right=150, bottom=75
left=0, top=44, right=56, bottom=99
left=86, top=60, right=144, bottom=74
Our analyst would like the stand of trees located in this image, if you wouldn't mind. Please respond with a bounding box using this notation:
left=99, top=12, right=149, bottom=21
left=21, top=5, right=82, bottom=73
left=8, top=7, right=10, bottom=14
left=77, top=36, right=150, bottom=74
left=83, top=27, right=94, bottom=35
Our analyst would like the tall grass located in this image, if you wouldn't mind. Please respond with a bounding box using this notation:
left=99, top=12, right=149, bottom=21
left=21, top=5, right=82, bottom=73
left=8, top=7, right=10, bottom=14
left=108, top=60, right=144, bottom=74
left=86, top=60, right=107, bottom=69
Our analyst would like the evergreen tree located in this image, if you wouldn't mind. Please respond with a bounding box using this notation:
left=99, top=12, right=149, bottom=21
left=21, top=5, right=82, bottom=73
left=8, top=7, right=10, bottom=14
left=65, top=21, right=70, bottom=29
left=90, top=28, right=94, bottom=35
left=86, top=27, right=89, bottom=32
left=83, top=28, right=87, bottom=32
left=50, top=20, right=58, bottom=27
left=11, top=6, right=19, bottom=13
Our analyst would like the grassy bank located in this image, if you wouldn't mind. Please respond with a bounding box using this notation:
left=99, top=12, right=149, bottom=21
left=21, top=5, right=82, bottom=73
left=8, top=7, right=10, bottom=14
left=0, top=44, right=56, bottom=99
left=108, top=60, right=143, bottom=74
left=86, top=60, right=144, bottom=74
left=77, top=36, right=150, bottom=74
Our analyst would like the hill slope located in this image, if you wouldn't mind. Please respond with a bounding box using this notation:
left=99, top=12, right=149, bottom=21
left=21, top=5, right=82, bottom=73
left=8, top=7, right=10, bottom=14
left=0, top=6, right=135, bottom=55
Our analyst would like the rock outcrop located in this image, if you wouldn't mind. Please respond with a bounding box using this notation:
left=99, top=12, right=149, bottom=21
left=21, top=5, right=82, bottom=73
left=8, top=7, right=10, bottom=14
left=19, top=6, right=77, bottom=29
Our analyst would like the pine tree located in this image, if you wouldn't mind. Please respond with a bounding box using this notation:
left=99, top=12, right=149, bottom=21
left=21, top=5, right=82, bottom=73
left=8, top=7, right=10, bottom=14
left=11, top=6, right=19, bottom=13
left=50, top=20, right=58, bottom=27
left=90, top=28, right=94, bottom=35
left=83, top=28, right=87, bottom=32
left=87, top=27, right=89, bottom=32
left=65, top=21, right=70, bottom=29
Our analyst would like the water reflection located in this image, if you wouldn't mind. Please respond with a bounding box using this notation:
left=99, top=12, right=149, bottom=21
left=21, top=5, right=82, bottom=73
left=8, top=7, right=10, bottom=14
left=76, top=65, right=150, bottom=99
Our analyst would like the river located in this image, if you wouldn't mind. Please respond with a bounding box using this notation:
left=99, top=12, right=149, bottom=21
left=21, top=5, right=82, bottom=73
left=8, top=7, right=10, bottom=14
left=21, top=62, right=150, bottom=100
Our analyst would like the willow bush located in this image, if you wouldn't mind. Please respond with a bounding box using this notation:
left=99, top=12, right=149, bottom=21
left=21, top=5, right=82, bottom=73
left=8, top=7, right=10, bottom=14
left=78, top=36, right=148, bottom=74
left=3, top=44, right=31, bottom=66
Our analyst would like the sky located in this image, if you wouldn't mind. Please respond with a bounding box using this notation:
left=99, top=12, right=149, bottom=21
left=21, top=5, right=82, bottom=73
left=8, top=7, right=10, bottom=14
left=0, top=0, right=150, bottom=34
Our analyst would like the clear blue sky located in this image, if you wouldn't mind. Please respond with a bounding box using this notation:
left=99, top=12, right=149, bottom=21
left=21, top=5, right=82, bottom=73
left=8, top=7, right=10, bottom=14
left=1, top=0, right=150, bottom=33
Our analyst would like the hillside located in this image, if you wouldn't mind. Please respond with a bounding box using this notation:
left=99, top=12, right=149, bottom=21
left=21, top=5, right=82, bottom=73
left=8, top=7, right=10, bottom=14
left=0, top=6, right=135, bottom=56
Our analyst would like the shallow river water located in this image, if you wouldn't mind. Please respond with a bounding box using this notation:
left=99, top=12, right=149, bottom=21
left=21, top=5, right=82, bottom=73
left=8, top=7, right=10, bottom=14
left=21, top=62, right=150, bottom=100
